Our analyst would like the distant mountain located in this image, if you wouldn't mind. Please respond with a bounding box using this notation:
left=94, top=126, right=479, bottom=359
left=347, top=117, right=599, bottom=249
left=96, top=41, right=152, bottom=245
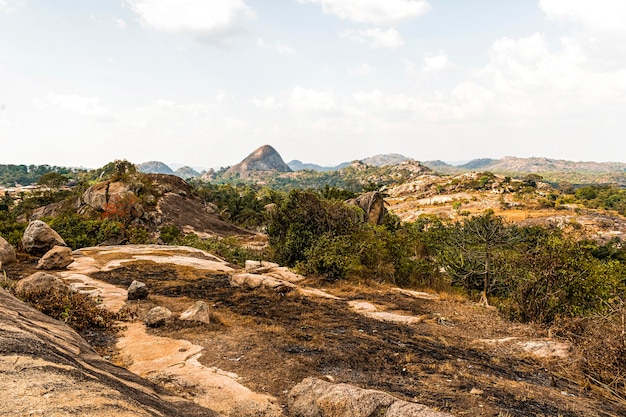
left=289, top=153, right=411, bottom=172
left=482, top=157, right=626, bottom=173
left=458, top=158, right=496, bottom=170
left=225, top=145, right=292, bottom=178
left=137, top=161, right=174, bottom=175
left=287, top=160, right=350, bottom=172
left=174, top=166, right=200, bottom=179
left=361, top=153, right=411, bottom=167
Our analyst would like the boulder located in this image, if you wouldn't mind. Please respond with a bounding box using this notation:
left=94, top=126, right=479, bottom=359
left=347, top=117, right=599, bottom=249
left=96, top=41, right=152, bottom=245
left=179, top=301, right=212, bottom=325
left=82, top=181, right=132, bottom=211
left=287, top=378, right=453, bottom=417
left=0, top=236, right=16, bottom=265
left=14, top=272, right=70, bottom=297
left=36, top=245, right=73, bottom=270
left=127, top=280, right=149, bottom=300
left=346, top=192, right=388, bottom=225
left=21, top=220, right=66, bottom=256
left=144, top=306, right=172, bottom=327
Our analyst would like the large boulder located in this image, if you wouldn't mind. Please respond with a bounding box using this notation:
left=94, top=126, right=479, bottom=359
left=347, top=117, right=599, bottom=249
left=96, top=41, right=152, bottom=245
left=0, top=236, right=16, bottom=265
left=346, top=192, right=388, bottom=225
left=82, top=181, right=132, bottom=211
left=21, top=220, right=66, bottom=256
left=287, top=378, right=453, bottom=417
left=14, top=272, right=70, bottom=297
left=36, top=245, right=73, bottom=270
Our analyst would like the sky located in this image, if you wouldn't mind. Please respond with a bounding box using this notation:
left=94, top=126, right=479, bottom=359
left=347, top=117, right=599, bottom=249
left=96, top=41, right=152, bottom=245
left=1, top=0, right=626, bottom=169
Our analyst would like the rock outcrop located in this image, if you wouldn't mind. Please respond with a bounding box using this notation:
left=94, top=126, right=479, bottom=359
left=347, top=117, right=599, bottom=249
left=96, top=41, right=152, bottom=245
left=288, top=377, right=453, bottom=417
left=82, top=181, right=132, bottom=211
left=226, top=145, right=292, bottom=179
left=21, top=220, right=66, bottom=256
left=36, top=245, right=73, bottom=270
left=347, top=192, right=388, bottom=225
left=0, top=288, right=218, bottom=417
left=0, top=236, right=16, bottom=265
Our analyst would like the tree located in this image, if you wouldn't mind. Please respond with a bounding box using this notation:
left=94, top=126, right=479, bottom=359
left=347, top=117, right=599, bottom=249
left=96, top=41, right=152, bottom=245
left=442, top=211, right=516, bottom=305
left=37, top=172, right=68, bottom=189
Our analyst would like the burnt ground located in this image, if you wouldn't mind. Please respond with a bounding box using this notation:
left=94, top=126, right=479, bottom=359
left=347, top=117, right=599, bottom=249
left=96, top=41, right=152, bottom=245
left=79, top=261, right=624, bottom=417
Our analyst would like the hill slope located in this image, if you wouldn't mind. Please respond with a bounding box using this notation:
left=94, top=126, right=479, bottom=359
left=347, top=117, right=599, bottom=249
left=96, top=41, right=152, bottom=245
left=226, top=145, right=292, bottom=178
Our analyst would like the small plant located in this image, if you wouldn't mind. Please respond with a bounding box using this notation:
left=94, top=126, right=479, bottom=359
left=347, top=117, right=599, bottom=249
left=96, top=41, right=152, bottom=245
left=20, top=289, right=118, bottom=331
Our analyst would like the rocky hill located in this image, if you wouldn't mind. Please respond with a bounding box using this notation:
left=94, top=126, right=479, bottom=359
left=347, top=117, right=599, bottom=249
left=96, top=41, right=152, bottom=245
left=226, top=145, right=292, bottom=179
left=174, top=166, right=201, bottom=179
left=423, top=157, right=626, bottom=185
left=137, top=161, right=175, bottom=175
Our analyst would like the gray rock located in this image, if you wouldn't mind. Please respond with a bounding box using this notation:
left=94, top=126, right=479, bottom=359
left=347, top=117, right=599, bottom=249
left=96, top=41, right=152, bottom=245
left=144, top=306, right=172, bottom=327
left=179, top=301, right=212, bottom=325
left=287, top=377, right=453, bottom=417
left=21, top=220, right=66, bottom=256
left=15, top=272, right=70, bottom=297
left=127, top=280, right=149, bottom=300
left=36, top=246, right=73, bottom=270
left=0, top=236, right=16, bottom=265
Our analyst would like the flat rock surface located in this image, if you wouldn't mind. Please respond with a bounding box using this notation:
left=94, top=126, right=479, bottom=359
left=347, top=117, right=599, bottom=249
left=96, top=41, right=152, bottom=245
left=0, top=289, right=218, bottom=417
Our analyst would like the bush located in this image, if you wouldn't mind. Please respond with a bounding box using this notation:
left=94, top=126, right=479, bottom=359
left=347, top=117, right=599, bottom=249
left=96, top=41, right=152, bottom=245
left=47, top=213, right=123, bottom=249
left=19, top=288, right=118, bottom=332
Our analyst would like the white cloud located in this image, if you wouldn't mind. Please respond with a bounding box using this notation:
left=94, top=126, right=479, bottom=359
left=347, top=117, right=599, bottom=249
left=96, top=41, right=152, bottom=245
left=291, top=86, right=335, bottom=111
left=540, top=0, right=626, bottom=32
left=298, top=0, right=430, bottom=24
left=347, top=63, right=375, bottom=76
left=123, top=0, right=255, bottom=45
left=114, top=17, right=128, bottom=29
left=340, top=28, right=404, bottom=49
left=251, top=95, right=281, bottom=109
left=423, top=52, right=449, bottom=72
left=0, top=0, right=23, bottom=13
left=33, top=93, right=111, bottom=119
left=257, top=38, right=295, bottom=55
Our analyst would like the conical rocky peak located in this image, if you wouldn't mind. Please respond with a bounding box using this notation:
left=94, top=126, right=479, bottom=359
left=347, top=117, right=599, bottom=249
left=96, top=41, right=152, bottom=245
left=226, top=145, right=292, bottom=178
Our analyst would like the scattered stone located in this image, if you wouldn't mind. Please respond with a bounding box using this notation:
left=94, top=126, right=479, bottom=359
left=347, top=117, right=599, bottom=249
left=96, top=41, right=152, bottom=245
left=245, top=260, right=280, bottom=271
left=288, top=377, right=453, bottom=417
left=0, top=236, right=16, bottom=265
left=144, top=306, right=173, bottom=327
left=21, top=220, right=66, bottom=256
left=127, top=280, right=149, bottom=300
left=230, top=273, right=296, bottom=293
left=470, top=388, right=484, bottom=395
left=180, top=301, right=212, bottom=325
left=14, top=272, right=70, bottom=297
left=36, top=245, right=73, bottom=270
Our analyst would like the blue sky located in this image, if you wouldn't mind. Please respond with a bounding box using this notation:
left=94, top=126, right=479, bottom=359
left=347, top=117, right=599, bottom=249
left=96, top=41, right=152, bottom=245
left=1, top=0, right=625, bottom=169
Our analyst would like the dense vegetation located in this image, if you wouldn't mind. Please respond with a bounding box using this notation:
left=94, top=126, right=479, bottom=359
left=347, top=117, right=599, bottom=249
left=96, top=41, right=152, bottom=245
left=0, top=164, right=86, bottom=187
